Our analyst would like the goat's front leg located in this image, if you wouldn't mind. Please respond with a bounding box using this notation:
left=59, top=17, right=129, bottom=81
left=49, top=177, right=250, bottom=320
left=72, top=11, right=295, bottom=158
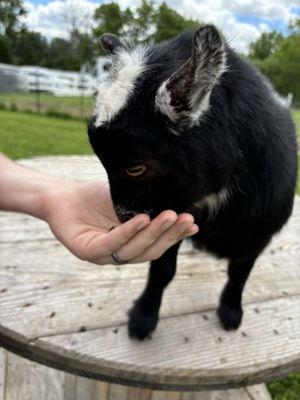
left=217, top=255, right=257, bottom=330
left=128, top=242, right=181, bottom=340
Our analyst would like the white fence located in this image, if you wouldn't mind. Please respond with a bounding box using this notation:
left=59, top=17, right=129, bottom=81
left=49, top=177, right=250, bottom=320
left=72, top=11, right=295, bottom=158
left=0, top=63, right=105, bottom=96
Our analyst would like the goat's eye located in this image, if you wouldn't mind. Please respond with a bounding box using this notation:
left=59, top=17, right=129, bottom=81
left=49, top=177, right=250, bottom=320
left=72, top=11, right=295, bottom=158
left=124, top=165, right=147, bottom=177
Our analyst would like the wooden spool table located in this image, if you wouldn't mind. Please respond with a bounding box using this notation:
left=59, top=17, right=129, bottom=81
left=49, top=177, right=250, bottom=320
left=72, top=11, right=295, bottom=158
left=1, top=156, right=300, bottom=400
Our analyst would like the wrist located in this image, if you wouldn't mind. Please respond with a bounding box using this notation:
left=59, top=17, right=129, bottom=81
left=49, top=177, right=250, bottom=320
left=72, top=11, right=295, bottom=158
left=0, top=154, right=63, bottom=220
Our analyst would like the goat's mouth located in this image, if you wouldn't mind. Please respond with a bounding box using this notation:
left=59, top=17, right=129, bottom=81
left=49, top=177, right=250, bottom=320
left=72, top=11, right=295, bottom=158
left=114, top=205, right=154, bottom=223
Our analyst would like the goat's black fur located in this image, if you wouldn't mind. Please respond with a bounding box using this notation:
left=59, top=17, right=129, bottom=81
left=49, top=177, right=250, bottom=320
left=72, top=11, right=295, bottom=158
left=88, top=26, right=298, bottom=339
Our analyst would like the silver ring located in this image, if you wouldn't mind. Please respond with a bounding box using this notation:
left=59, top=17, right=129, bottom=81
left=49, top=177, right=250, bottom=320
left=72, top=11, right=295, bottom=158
left=111, top=251, right=129, bottom=265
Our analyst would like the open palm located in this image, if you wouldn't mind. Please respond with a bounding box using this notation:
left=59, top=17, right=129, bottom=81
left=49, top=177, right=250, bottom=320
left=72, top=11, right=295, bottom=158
left=43, top=179, right=198, bottom=265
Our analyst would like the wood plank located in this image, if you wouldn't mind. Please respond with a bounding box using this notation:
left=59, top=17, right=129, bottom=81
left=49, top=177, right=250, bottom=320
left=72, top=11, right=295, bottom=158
left=245, top=384, right=272, bottom=400
left=63, top=373, right=77, bottom=400
left=5, top=352, right=66, bottom=400
left=3, top=352, right=114, bottom=400
left=75, top=377, right=110, bottom=400
left=182, top=388, right=250, bottom=400
left=128, top=386, right=152, bottom=400
left=108, top=384, right=128, bottom=400
left=151, top=391, right=182, bottom=400
left=27, top=295, right=300, bottom=391
left=0, top=349, right=7, bottom=400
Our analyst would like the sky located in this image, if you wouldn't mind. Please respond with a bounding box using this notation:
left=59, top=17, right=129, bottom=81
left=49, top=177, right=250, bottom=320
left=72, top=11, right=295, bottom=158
left=23, top=0, right=300, bottom=53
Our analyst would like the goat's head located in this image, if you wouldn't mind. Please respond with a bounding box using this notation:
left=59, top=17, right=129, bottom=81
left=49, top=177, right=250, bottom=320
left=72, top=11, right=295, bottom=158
left=88, top=26, right=229, bottom=222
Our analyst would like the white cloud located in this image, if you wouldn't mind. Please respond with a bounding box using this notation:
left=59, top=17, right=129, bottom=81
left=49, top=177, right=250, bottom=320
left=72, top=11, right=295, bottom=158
left=24, top=0, right=299, bottom=52
left=24, top=0, right=97, bottom=39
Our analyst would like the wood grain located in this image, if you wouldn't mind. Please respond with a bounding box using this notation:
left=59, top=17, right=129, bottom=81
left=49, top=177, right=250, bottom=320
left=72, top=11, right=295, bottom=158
left=4, top=352, right=66, bottom=400
left=0, top=351, right=272, bottom=400
left=0, top=349, right=6, bottom=400
left=0, top=156, right=299, bottom=392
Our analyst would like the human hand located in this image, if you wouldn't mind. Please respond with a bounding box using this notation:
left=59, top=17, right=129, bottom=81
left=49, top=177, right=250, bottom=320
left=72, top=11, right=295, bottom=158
left=43, top=180, right=199, bottom=265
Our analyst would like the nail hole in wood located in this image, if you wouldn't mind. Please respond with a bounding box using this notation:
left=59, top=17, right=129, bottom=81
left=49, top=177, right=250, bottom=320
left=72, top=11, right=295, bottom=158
left=22, top=303, right=33, bottom=308
left=79, top=326, right=87, bottom=332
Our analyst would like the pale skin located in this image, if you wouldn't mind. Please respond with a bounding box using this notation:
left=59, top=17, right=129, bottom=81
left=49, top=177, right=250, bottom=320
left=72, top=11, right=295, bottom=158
left=0, top=154, right=199, bottom=265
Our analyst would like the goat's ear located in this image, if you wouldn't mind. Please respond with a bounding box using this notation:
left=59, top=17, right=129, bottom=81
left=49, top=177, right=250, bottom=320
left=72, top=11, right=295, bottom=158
left=155, top=25, right=226, bottom=126
left=99, top=34, right=126, bottom=55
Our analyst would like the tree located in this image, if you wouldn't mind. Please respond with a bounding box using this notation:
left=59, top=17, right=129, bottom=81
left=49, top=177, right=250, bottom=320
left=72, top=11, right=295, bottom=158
left=11, top=29, right=49, bottom=66
left=0, top=34, right=12, bottom=62
left=93, top=0, right=200, bottom=47
left=93, top=3, right=129, bottom=39
left=249, top=23, right=300, bottom=102
left=67, top=30, right=96, bottom=71
left=46, top=30, right=96, bottom=71
left=128, top=0, right=156, bottom=44
left=249, top=31, right=283, bottom=61
left=46, top=38, right=71, bottom=70
left=0, top=0, right=26, bottom=36
left=154, top=2, right=198, bottom=43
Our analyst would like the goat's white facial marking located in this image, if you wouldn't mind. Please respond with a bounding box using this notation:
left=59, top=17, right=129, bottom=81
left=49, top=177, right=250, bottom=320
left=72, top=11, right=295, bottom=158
left=95, top=46, right=147, bottom=127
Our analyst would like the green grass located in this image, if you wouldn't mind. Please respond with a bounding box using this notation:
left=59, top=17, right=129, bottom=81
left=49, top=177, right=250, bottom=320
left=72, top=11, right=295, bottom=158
left=0, top=92, right=94, bottom=118
left=0, top=110, right=92, bottom=159
left=292, top=109, right=300, bottom=195
left=268, top=373, right=300, bottom=400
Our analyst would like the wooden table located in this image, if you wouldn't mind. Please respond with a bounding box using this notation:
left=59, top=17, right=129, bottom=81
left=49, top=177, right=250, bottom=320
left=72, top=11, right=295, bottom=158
left=1, top=156, right=300, bottom=400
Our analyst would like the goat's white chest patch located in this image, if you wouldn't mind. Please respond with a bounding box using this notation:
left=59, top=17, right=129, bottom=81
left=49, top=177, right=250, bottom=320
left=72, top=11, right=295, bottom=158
left=94, top=47, right=147, bottom=127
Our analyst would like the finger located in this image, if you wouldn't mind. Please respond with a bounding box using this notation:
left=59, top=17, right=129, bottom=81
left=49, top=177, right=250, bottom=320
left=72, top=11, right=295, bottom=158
left=116, top=212, right=194, bottom=262
left=88, top=214, right=151, bottom=260
left=133, top=217, right=198, bottom=263
left=96, top=222, right=198, bottom=266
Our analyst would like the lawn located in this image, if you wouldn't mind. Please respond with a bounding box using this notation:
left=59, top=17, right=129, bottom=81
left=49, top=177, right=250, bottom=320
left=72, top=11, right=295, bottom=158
left=292, top=109, right=300, bottom=195
left=0, top=109, right=299, bottom=399
left=0, top=92, right=94, bottom=118
left=0, top=110, right=92, bottom=159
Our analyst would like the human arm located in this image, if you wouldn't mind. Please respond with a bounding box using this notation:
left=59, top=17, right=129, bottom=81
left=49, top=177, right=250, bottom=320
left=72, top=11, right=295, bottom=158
left=0, top=154, right=198, bottom=264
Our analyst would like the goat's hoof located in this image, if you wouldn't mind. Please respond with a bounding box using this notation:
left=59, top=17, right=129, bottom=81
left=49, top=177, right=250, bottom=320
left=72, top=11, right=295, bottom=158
left=128, top=305, right=158, bottom=340
left=217, top=304, right=243, bottom=330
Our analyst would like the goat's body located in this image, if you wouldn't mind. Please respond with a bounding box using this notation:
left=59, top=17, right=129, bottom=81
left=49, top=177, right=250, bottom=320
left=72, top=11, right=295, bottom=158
left=89, top=26, right=298, bottom=339
left=190, top=48, right=297, bottom=261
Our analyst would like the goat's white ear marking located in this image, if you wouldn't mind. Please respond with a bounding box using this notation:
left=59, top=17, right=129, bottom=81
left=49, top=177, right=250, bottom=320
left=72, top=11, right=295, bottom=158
left=155, top=25, right=226, bottom=129
left=94, top=46, right=148, bottom=127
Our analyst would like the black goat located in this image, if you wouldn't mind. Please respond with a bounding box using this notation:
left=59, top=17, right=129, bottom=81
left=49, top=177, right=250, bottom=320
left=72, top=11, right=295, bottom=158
left=88, top=25, right=298, bottom=339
